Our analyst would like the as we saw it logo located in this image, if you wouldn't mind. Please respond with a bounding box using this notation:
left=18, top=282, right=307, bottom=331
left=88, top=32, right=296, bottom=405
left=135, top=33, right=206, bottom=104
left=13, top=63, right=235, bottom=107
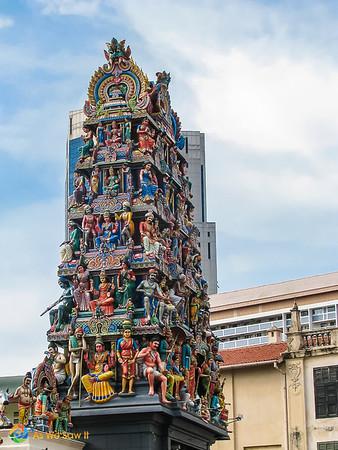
left=9, top=424, right=29, bottom=443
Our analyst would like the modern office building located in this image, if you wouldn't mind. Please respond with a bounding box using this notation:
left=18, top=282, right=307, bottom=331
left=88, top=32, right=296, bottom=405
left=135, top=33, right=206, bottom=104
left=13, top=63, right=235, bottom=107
left=68, top=114, right=218, bottom=293
left=210, top=271, right=338, bottom=350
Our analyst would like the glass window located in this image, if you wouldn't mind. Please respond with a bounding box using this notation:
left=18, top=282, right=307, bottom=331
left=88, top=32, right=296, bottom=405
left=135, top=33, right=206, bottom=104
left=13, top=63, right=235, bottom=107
left=317, top=442, right=338, bottom=450
left=314, top=366, right=338, bottom=418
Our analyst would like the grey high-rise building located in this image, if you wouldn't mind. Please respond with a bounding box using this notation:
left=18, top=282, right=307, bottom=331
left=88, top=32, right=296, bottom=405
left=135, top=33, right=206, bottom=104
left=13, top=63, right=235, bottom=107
left=67, top=113, right=217, bottom=293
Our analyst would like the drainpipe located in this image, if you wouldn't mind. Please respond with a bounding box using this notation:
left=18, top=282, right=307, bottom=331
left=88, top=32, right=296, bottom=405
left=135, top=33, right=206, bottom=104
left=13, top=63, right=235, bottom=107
left=274, top=362, right=289, bottom=450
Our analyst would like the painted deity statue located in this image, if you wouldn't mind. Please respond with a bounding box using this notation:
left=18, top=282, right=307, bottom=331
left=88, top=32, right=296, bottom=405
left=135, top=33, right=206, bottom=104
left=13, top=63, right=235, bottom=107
left=10, top=372, right=35, bottom=425
left=116, top=325, right=139, bottom=395
left=115, top=201, right=134, bottom=245
left=96, top=121, right=105, bottom=147
left=139, top=163, right=158, bottom=203
left=137, top=337, right=171, bottom=404
left=104, top=167, right=120, bottom=197
left=81, top=205, right=97, bottom=251
left=105, top=121, right=122, bottom=148
left=137, top=118, right=156, bottom=156
left=157, top=284, right=176, bottom=327
left=136, top=269, right=164, bottom=323
left=139, top=212, right=164, bottom=257
left=54, top=395, right=72, bottom=433
left=90, top=270, right=115, bottom=316
left=79, top=126, right=94, bottom=162
left=95, top=210, right=119, bottom=251
left=73, top=171, right=87, bottom=206
left=68, top=327, right=87, bottom=399
left=122, top=119, right=131, bottom=142
left=47, top=342, right=67, bottom=386
left=169, top=273, right=188, bottom=321
left=166, top=353, right=184, bottom=400
left=60, top=220, right=81, bottom=263
left=73, top=265, right=92, bottom=312
left=89, top=166, right=100, bottom=203
left=81, top=336, right=116, bottom=403
left=115, top=261, right=136, bottom=308
left=49, top=277, right=74, bottom=332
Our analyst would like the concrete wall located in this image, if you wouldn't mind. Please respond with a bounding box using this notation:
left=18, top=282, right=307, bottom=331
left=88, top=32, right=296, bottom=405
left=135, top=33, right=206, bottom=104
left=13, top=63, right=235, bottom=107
left=213, top=365, right=287, bottom=450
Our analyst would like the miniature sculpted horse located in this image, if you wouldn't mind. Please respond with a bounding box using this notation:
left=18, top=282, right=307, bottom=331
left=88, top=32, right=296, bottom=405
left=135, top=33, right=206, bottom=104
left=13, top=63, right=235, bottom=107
left=0, top=389, right=13, bottom=428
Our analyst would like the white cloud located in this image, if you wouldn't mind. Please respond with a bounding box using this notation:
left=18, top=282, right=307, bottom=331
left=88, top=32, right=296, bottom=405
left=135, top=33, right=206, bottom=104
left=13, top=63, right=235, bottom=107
left=36, top=0, right=102, bottom=16
left=0, top=16, right=13, bottom=29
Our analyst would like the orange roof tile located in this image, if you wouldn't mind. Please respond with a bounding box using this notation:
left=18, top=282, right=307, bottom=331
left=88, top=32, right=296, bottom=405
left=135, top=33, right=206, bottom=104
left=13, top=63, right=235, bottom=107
left=220, top=342, right=287, bottom=368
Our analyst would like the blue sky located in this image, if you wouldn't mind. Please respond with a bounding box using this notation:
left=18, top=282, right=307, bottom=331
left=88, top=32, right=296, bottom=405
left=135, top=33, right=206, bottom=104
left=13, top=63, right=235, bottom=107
left=2, top=0, right=338, bottom=374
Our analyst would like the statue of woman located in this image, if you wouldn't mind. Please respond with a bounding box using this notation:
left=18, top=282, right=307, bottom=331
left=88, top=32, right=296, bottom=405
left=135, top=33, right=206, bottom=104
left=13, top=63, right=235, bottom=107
left=96, top=122, right=105, bottom=147
left=73, top=265, right=92, bottom=312
left=115, top=201, right=134, bottom=245
left=73, top=171, right=87, bottom=206
left=81, top=336, right=116, bottom=403
left=139, top=163, right=158, bottom=203
left=137, top=118, right=155, bottom=155
left=89, top=166, right=100, bottom=203
left=95, top=210, right=119, bottom=250
left=90, top=270, right=115, bottom=316
left=105, top=121, right=121, bottom=148
left=104, top=167, right=120, bottom=197
left=115, top=261, right=136, bottom=308
left=78, top=126, right=94, bottom=162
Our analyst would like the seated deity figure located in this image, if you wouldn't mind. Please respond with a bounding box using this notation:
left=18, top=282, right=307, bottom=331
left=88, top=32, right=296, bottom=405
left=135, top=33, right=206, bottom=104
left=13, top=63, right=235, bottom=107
left=169, top=273, right=188, bottom=321
left=105, top=121, right=122, bottom=148
left=137, top=118, right=156, bottom=156
left=73, top=265, right=92, bottom=312
left=81, top=205, right=97, bottom=251
left=78, top=126, right=94, bottom=162
left=47, top=342, right=67, bottom=386
left=137, top=336, right=171, bottom=403
left=89, top=270, right=115, bottom=316
left=81, top=336, right=116, bottom=403
left=95, top=210, right=119, bottom=251
left=115, top=201, right=134, bottom=245
left=157, top=284, right=176, bottom=327
left=166, top=354, right=185, bottom=400
left=104, top=167, right=120, bottom=197
left=139, top=163, right=158, bottom=203
left=136, top=269, right=164, bottom=323
left=139, top=212, right=164, bottom=257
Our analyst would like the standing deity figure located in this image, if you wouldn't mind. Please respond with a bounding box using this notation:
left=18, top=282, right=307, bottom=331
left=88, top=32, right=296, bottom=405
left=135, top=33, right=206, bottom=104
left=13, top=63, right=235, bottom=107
left=81, top=336, right=116, bottom=403
left=104, top=167, right=120, bottom=197
left=95, top=210, right=119, bottom=251
left=73, top=265, right=92, bottom=312
left=166, top=353, right=185, bottom=400
left=10, top=373, right=35, bottom=425
left=54, top=395, right=72, bottom=433
left=115, top=201, right=134, bottom=245
left=137, top=336, right=171, bottom=403
left=47, top=342, right=67, bottom=386
left=73, top=170, right=87, bottom=206
left=78, top=126, right=94, bottom=162
left=136, top=269, right=164, bottom=323
left=116, top=324, right=139, bottom=395
left=96, top=121, right=105, bottom=147
left=90, top=270, right=115, bottom=316
left=139, top=163, right=158, bottom=203
left=60, top=221, right=81, bottom=263
left=34, top=380, right=53, bottom=418
left=105, top=121, right=122, bottom=148
left=49, top=277, right=74, bottom=332
left=81, top=205, right=97, bottom=251
left=68, top=328, right=87, bottom=399
left=188, top=346, right=199, bottom=400
left=116, top=261, right=136, bottom=308
left=137, top=118, right=155, bottom=156
left=121, top=164, right=131, bottom=192
left=139, top=212, right=163, bottom=256
left=122, top=119, right=131, bottom=142
left=89, top=166, right=100, bottom=203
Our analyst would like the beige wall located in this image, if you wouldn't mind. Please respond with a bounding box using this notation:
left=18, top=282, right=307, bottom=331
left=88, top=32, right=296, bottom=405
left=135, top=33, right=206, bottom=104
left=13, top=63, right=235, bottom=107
left=213, top=364, right=287, bottom=450
left=304, top=353, right=338, bottom=450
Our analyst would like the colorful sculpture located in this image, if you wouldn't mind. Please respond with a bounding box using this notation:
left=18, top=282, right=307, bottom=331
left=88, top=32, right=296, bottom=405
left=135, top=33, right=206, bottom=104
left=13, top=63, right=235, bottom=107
left=68, top=327, right=87, bottom=399
left=116, top=323, right=139, bottom=395
left=139, top=163, right=158, bottom=203
left=79, top=126, right=94, bottom=162
left=11, top=372, right=35, bottom=425
left=81, top=335, right=116, bottom=403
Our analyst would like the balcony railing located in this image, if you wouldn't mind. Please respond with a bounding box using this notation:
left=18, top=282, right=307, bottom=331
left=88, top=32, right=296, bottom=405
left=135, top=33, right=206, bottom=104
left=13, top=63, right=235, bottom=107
left=303, top=331, right=331, bottom=348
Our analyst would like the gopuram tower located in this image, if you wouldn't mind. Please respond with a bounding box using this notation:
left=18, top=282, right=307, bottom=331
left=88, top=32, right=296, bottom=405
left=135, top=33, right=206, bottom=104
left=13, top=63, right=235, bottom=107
left=12, top=39, right=229, bottom=450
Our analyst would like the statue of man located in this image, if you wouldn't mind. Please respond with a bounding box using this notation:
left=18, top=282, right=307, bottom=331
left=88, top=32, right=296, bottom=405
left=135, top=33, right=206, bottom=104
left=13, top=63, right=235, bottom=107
left=49, top=277, right=74, bottom=332
left=137, top=336, right=171, bottom=404
left=68, top=328, right=87, bottom=399
left=136, top=269, right=164, bottom=323
left=10, top=372, right=35, bottom=425
left=116, top=324, right=139, bottom=395
left=82, top=205, right=97, bottom=251
left=47, top=342, right=67, bottom=386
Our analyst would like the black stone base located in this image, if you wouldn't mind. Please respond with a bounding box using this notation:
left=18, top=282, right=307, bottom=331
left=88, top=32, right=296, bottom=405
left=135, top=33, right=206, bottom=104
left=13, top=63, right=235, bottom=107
left=71, top=383, right=229, bottom=450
